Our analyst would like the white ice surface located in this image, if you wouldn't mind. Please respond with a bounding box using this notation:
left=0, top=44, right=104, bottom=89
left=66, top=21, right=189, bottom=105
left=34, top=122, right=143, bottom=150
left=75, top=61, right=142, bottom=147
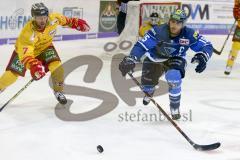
left=0, top=36, right=240, bottom=160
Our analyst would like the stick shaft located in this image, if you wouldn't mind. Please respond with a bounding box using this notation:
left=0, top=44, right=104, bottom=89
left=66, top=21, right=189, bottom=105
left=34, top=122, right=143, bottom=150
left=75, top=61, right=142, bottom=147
left=0, top=79, right=34, bottom=112
left=214, top=20, right=236, bottom=55
left=128, top=73, right=195, bottom=146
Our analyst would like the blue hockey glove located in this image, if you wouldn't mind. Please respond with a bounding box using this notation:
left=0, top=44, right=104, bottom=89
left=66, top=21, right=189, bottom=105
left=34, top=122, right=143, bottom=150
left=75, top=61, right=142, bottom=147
left=191, top=53, right=209, bottom=73
left=119, top=56, right=136, bottom=76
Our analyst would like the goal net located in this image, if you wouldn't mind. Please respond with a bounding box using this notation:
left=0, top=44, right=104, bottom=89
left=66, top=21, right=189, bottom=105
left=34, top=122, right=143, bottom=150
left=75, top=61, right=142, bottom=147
left=101, top=1, right=181, bottom=59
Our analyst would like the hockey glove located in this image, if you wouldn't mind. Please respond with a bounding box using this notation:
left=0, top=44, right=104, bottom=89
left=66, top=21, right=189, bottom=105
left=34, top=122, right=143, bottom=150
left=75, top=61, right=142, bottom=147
left=29, top=59, right=45, bottom=80
left=234, top=7, right=240, bottom=20
left=119, top=56, right=136, bottom=76
left=191, top=53, right=208, bottom=73
left=67, top=18, right=90, bottom=32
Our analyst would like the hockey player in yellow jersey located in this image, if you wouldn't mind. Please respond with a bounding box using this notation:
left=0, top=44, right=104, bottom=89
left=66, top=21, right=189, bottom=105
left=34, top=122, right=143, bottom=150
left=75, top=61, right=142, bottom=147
left=0, top=3, right=90, bottom=104
left=139, top=12, right=162, bottom=37
left=224, top=0, right=240, bottom=75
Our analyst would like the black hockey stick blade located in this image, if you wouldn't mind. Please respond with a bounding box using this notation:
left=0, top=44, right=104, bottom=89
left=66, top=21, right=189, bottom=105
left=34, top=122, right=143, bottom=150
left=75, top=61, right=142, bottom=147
left=213, top=48, right=221, bottom=55
left=128, top=73, right=221, bottom=151
left=193, top=142, right=221, bottom=151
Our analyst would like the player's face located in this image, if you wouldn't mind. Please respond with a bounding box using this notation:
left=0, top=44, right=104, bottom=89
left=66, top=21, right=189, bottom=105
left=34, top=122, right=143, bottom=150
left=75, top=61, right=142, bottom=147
left=34, top=16, right=48, bottom=30
left=169, top=19, right=183, bottom=37
left=150, top=17, right=159, bottom=25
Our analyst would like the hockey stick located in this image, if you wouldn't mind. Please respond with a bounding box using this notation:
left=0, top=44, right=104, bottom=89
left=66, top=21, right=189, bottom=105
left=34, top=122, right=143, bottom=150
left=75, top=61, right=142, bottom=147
left=0, top=79, right=34, bottom=112
left=128, top=73, right=221, bottom=151
left=213, top=20, right=237, bottom=55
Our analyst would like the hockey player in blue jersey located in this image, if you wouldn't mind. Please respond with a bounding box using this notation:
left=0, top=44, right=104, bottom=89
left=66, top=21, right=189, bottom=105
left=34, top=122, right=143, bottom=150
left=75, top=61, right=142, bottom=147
left=119, top=9, right=213, bottom=120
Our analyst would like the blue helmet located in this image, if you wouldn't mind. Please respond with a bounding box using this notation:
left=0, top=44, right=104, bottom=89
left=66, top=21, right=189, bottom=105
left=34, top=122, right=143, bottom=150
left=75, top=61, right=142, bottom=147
left=170, top=9, right=187, bottom=23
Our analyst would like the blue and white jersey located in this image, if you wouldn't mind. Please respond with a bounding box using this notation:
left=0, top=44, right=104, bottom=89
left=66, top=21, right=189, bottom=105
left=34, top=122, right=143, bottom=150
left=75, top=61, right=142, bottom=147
left=130, top=23, right=213, bottom=62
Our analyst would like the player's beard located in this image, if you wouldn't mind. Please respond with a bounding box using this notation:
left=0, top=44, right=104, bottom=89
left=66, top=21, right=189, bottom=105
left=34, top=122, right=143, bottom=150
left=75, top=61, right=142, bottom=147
left=37, top=21, right=47, bottom=30
left=34, top=17, right=48, bottom=31
left=169, top=26, right=181, bottom=37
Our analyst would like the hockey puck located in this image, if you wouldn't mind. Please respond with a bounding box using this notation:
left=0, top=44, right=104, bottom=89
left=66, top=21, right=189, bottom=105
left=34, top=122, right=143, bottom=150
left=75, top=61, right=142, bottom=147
left=97, top=145, right=104, bottom=153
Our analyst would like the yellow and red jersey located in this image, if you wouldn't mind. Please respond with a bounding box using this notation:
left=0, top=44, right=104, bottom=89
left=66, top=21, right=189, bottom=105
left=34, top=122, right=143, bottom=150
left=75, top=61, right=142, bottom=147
left=234, top=0, right=240, bottom=27
left=15, top=13, right=71, bottom=67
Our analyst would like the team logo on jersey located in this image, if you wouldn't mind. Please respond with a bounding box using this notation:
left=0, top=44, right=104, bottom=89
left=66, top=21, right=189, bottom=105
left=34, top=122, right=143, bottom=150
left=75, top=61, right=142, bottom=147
left=193, top=31, right=199, bottom=40
left=49, top=29, right=56, bottom=36
left=164, top=47, right=176, bottom=56
left=179, top=38, right=189, bottom=45
left=50, top=19, right=58, bottom=26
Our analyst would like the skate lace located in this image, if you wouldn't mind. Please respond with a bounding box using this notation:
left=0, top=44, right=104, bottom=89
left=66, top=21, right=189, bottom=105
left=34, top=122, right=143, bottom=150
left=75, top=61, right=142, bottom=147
left=54, top=92, right=65, bottom=99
